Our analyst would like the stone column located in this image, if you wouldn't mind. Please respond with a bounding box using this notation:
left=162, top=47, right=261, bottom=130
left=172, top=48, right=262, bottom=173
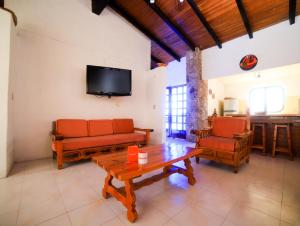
left=186, top=47, right=208, bottom=142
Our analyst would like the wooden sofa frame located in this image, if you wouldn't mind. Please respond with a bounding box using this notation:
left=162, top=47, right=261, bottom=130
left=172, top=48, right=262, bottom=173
left=191, top=116, right=252, bottom=173
left=52, top=127, right=153, bottom=170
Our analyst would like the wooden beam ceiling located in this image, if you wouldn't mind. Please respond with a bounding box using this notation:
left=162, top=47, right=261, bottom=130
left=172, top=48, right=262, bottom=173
left=90, top=0, right=300, bottom=66
left=109, top=1, right=181, bottom=61
left=151, top=55, right=163, bottom=64
left=0, top=0, right=4, bottom=7
left=289, top=0, right=297, bottom=24
left=144, top=0, right=196, bottom=50
left=236, top=0, right=253, bottom=38
left=186, top=0, right=222, bottom=48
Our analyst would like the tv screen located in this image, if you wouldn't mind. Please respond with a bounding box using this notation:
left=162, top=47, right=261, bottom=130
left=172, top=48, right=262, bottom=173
left=86, top=65, right=132, bottom=97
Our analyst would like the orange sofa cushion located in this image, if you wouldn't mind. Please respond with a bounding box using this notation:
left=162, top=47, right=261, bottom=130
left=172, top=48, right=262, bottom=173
left=212, top=117, right=246, bottom=138
left=56, top=119, right=88, bottom=138
left=199, top=136, right=236, bottom=152
left=113, top=119, right=134, bottom=134
left=88, top=120, right=113, bottom=136
left=62, top=133, right=145, bottom=151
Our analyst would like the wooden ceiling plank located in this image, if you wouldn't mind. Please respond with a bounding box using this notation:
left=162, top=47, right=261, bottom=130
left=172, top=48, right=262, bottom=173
left=92, top=0, right=111, bottom=15
left=289, top=0, right=297, bottom=24
left=151, top=55, right=163, bottom=63
left=144, top=0, right=196, bottom=50
left=236, top=0, right=253, bottom=38
left=186, top=0, right=222, bottom=48
left=109, top=1, right=180, bottom=61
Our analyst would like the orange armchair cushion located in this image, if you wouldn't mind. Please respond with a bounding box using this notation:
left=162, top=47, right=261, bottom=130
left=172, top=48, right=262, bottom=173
left=88, top=120, right=113, bottom=136
left=56, top=119, right=88, bottom=138
left=212, top=117, right=246, bottom=138
left=199, top=136, right=236, bottom=152
left=113, top=119, right=134, bottom=134
left=62, top=133, right=145, bottom=150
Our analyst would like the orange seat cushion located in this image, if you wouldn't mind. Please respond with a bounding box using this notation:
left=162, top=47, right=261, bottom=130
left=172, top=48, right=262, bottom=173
left=212, top=117, right=246, bottom=138
left=199, top=136, right=236, bottom=152
left=62, top=133, right=145, bottom=151
left=56, top=119, right=88, bottom=138
left=88, top=120, right=113, bottom=136
left=113, top=119, right=134, bottom=134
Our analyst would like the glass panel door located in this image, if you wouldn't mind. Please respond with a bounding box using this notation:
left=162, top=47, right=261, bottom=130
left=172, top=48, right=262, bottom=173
left=165, top=85, right=187, bottom=139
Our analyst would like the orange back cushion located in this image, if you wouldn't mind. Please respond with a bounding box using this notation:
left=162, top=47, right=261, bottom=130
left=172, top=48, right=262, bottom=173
left=113, top=119, right=134, bottom=134
left=56, top=119, right=88, bottom=138
left=212, top=117, right=246, bottom=138
left=88, top=120, right=113, bottom=136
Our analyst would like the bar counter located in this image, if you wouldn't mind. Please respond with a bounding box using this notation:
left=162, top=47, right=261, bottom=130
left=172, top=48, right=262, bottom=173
left=230, top=114, right=300, bottom=156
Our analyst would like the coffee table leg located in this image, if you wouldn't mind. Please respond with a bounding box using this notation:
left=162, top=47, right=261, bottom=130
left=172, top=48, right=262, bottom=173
left=102, top=172, right=113, bottom=199
left=125, top=179, right=138, bottom=222
left=184, top=158, right=196, bottom=185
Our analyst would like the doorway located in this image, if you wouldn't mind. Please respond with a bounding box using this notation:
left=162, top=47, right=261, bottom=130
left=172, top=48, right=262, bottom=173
left=165, top=84, right=187, bottom=139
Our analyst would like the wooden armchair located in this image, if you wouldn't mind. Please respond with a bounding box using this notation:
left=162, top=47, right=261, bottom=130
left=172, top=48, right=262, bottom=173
left=191, top=116, right=252, bottom=173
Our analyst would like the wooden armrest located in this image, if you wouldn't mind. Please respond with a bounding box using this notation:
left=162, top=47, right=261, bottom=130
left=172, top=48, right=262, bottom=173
left=191, top=128, right=212, bottom=136
left=233, top=131, right=252, bottom=140
left=134, top=128, right=153, bottom=145
left=52, top=132, right=64, bottom=140
left=134, top=128, right=154, bottom=132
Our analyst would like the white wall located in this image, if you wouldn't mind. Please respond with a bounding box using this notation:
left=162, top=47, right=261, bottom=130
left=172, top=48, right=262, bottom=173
left=203, top=17, right=300, bottom=79
left=146, top=67, right=167, bottom=144
left=207, top=79, right=224, bottom=116
left=167, top=57, right=186, bottom=86
left=0, top=9, right=15, bottom=178
left=7, top=0, right=166, bottom=162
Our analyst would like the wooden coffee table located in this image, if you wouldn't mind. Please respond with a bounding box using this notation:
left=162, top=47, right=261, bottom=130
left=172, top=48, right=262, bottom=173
left=92, top=144, right=201, bottom=223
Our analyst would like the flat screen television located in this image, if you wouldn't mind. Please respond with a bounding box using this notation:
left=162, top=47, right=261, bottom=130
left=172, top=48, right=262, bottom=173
left=86, top=65, right=132, bottom=97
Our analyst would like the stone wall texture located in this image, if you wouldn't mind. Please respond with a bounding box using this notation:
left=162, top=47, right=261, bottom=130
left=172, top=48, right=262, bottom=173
left=186, top=48, right=208, bottom=142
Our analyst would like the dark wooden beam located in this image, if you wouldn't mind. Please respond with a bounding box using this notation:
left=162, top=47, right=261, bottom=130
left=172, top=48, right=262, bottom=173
left=236, top=0, right=253, bottom=39
left=109, top=1, right=180, bottom=61
left=151, top=55, right=163, bottom=64
left=0, top=6, right=18, bottom=26
left=186, top=0, right=222, bottom=48
left=0, top=0, right=4, bottom=8
left=289, top=0, right=297, bottom=25
left=144, top=0, right=195, bottom=50
left=92, top=0, right=110, bottom=15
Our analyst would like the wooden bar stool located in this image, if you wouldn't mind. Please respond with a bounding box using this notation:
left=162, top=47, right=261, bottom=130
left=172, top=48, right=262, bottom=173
left=251, top=123, right=266, bottom=154
left=272, top=123, right=293, bottom=160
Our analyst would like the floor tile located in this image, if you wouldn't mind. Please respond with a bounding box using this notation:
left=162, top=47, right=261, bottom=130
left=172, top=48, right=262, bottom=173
left=0, top=211, right=18, bottom=226
left=281, top=204, right=300, bottom=226
left=0, top=139, right=299, bottom=226
left=58, top=180, right=100, bottom=211
left=162, top=218, right=181, bottom=226
left=37, top=214, right=71, bottom=226
left=68, top=200, right=116, bottom=226
left=238, top=192, right=281, bottom=219
left=118, top=208, right=170, bottom=226
left=100, top=217, right=125, bottom=226
left=172, top=204, right=224, bottom=226
left=17, top=194, right=66, bottom=226
left=226, top=204, right=280, bottom=226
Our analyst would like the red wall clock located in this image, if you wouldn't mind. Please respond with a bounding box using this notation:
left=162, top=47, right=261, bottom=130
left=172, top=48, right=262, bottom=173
left=240, top=54, right=258, bottom=70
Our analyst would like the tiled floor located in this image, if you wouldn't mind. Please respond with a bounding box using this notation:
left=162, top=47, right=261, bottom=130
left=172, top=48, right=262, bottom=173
left=1, top=138, right=300, bottom=226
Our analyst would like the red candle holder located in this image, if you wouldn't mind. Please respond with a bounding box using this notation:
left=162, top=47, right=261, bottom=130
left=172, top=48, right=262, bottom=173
left=127, top=145, right=139, bottom=163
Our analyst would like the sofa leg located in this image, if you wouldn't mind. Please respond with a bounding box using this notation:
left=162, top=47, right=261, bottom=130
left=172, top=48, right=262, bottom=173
left=57, top=152, right=63, bottom=170
left=234, top=166, right=239, bottom=173
left=58, top=164, right=63, bottom=170
left=52, top=152, right=56, bottom=160
left=195, top=156, right=200, bottom=164
left=246, top=157, right=250, bottom=164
